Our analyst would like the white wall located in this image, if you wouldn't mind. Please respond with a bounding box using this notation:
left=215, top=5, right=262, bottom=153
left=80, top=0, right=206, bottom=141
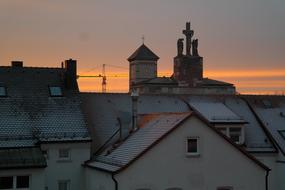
left=119, top=116, right=266, bottom=190
left=0, top=168, right=45, bottom=190
left=41, top=142, right=90, bottom=190
left=253, top=153, right=277, bottom=190
left=87, top=116, right=267, bottom=190
left=85, top=168, right=114, bottom=190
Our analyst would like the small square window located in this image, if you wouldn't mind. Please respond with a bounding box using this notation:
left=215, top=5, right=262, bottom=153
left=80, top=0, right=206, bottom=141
left=49, top=86, right=63, bottom=97
left=186, top=137, right=199, bottom=156
left=16, top=176, right=29, bottom=188
left=58, top=180, right=70, bottom=190
left=58, top=149, right=70, bottom=160
left=0, top=176, right=13, bottom=189
left=0, top=86, right=7, bottom=97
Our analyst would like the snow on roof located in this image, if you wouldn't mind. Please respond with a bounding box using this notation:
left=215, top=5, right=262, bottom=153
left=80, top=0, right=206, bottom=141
left=186, top=95, right=276, bottom=152
left=88, top=112, right=191, bottom=172
left=224, top=97, right=275, bottom=152
left=188, top=99, right=244, bottom=123
left=248, top=97, right=285, bottom=155
left=0, top=66, right=90, bottom=148
left=81, top=93, right=189, bottom=151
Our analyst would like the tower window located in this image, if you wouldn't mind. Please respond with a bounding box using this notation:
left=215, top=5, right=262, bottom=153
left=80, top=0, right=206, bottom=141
left=49, top=86, right=63, bottom=97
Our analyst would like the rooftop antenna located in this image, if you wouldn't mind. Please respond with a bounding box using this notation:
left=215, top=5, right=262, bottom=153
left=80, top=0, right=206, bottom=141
left=142, top=35, right=145, bottom=44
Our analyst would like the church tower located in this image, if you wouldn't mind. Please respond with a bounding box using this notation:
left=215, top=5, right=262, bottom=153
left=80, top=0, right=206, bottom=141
left=173, top=22, right=203, bottom=87
left=128, top=43, right=159, bottom=91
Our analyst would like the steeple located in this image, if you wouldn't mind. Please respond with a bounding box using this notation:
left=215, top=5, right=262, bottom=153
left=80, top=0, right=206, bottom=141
left=128, top=43, right=159, bottom=92
left=127, top=44, right=159, bottom=62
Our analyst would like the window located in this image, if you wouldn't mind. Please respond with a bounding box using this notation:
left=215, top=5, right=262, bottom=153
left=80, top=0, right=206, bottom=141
left=58, top=149, right=70, bottom=160
left=58, top=180, right=70, bottom=190
left=49, top=86, right=63, bottom=97
left=16, top=176, right=29, bottom=188
left=229, top=128, right=242, bottom=144
left=186, top=137, right=199, bottom=156
left=0, top=176, right=13, bottom=189
left=0, top=86, right=7, bottom=97
left=0, top=176, right=29, bottom=189
left=217, top=127, right=244, bottom=144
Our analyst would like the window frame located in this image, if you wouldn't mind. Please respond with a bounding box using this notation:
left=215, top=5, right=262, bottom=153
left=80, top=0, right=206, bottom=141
left=58, top=148, right=71, bottom=161
left=216, top=126, right=244, bottom=144
left=58, top=180, right=70, bottom=190
left=48, top=86, right=63, bottom=97
left=186, top=137, right=200, bottom=156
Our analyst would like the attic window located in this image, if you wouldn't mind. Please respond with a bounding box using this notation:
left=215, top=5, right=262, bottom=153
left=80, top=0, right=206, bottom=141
left=0, top=86, right=7, bottom=97
left=49, top=86, right=63, bottom=97
left=186, top=137, right=199, bottom=156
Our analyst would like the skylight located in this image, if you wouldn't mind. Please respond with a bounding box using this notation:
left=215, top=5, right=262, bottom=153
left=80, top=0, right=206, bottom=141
left=49, top=86, right=63, bottom=97
left=0, top=86, right=6, bottom=97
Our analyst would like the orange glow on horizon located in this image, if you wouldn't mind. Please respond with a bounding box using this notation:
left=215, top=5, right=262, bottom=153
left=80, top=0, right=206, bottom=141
left=78, top=69, right=285, bottom=94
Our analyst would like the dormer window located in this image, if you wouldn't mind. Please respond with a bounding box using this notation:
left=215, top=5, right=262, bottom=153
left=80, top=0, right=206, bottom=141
left=49, top=86, right=63, bottom=97
left=217, top=126, right=244, bottom=144
left=0, top=86, right=7, bottom=97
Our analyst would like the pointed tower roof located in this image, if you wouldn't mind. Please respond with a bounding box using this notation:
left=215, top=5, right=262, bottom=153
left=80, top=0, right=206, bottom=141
left=127, top=44, right=159, bottom=62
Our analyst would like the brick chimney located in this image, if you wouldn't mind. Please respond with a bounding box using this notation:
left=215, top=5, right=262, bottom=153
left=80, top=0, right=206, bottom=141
left=64, top=59, right=78, bottom=89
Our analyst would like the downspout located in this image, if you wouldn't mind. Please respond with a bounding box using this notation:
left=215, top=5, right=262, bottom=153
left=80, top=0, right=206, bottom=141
left=266, top=170, right=270, bottom=190
left=112, top=173, right=118, bottom=190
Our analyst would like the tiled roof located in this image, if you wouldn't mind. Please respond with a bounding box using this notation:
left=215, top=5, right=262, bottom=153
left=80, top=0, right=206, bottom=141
left=188, top=101, right=244, bottom=123
left=82, top=93, right=277, bottom=155
left=128, top=44, right=159, bottom=62
left=245, top=96, right=285, bottom=155
left=0, top=66, right=90, bottom=148
left=81, top=93, right=189, bottom=151
left=88, top=113, right=191, bottom=172
left=0, top=147, right=46, bottom=169
left=187, top=96, right=276, bottom=152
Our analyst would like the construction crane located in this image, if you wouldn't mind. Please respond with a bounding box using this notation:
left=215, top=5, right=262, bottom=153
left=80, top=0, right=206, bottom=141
left=77, top=64, right=127, bottom=93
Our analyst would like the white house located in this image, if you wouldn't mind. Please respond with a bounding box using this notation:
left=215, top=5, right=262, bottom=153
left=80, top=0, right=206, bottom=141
left=81, top=93, right=270, bottom=190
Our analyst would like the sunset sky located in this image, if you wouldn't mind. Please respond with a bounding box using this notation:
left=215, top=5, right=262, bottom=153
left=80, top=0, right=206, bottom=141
left=0, top=0, right=284, bottom=94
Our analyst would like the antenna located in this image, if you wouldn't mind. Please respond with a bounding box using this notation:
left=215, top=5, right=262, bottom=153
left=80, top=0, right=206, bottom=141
left=142, top=35, right=145, bottom=44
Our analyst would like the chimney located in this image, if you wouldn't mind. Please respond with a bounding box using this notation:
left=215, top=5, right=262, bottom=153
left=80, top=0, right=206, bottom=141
left=64, top=59, right=77, bottom=89
left=11, top=61, right=23, bottom=68
left=131, top=90, right=139, bottom=131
